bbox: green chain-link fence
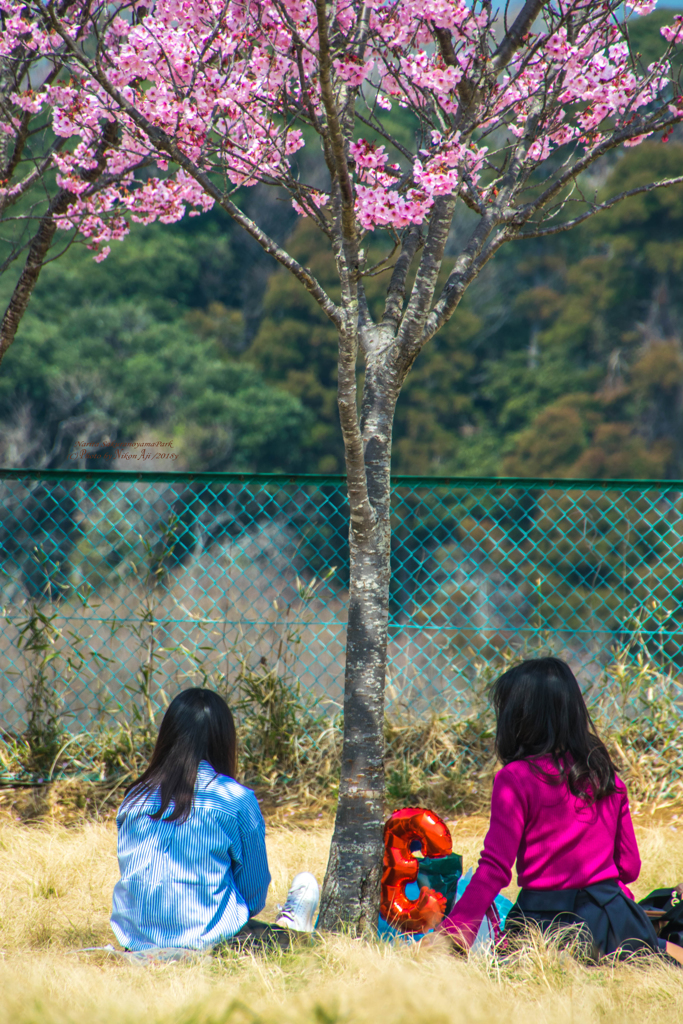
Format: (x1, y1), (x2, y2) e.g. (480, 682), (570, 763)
(1, 469), (682, 789)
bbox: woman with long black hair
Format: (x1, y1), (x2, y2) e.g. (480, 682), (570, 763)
(111, 688), (319, 951)
(440, 657), (683, 962)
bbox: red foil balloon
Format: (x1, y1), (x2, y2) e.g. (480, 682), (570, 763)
(380, 806), (453, 933)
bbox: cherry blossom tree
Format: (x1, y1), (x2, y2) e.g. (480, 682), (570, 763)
(0, 19), (153, 362)
(2, 0), (683, 930)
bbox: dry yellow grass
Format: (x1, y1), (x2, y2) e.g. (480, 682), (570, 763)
(1, 815), (683, 1023)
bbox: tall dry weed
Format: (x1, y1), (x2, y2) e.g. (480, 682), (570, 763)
(3, 599), (683, 822)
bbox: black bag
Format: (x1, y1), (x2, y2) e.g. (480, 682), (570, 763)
(638, 888), (683, 944)
(416, 852), (463, 915)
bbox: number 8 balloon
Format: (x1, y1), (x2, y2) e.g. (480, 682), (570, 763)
(381, 807), (453, 933)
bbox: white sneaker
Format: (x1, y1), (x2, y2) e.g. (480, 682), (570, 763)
(275, 872), (320, 932)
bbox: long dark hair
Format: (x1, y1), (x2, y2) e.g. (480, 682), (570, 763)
(491, 657), (617, 802)
(122, 688), (237, 823)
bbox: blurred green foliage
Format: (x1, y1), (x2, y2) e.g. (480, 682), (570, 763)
(0, 208), (308, 470)
(244, 141), (683, 479)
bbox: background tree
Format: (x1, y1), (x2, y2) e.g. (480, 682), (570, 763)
(0, 19), (159, 363)
(3, 0), (683, 931)
(501, 138), (683, 480)
(0, 209), (313, 468)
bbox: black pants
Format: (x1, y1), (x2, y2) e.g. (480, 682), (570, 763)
(215, 919), (305, 953)
(505, 881), (663, 961)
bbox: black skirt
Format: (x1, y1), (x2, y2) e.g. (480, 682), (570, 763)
(505, 880), (664, 960)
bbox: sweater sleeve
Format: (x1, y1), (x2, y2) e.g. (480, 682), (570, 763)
(441, 767), (526, 946)
(613, 782), (640, 899)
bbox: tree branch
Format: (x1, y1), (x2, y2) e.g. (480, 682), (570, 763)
(381, 226), (423, 331)
(353, 109), (414, 165)
(508, 109), (683, 231)
(0, 122), (118, 364)
(314, 0), (373, 532)
(434, 26), (480, 118)
(433, 0), (548, 124)
(0, 140), (67, 215)
(0, 232), (33, 278)
(395, 195), (456, 372)
(422, 225), (511, 344)
(2, 58), (66, 185)
(420, 210), (501, 343)
(44, 6), (343, 330)
(512, 174), (683, 239)
(2, 110), (33, 183)
(493, 0), (550, 72)
(315, 0), (356, 226)
(294, 40), (324, 136)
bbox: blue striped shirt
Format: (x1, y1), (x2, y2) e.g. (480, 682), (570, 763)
(110, 763), (271, 950)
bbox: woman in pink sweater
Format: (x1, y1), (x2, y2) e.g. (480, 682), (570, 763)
(441, 657), (683, 962)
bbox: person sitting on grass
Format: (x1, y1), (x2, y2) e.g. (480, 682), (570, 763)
(110, 687), (319, 952)
(439, 657), (683, 965)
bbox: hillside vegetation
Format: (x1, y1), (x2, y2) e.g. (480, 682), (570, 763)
(1, 10), (682, 479)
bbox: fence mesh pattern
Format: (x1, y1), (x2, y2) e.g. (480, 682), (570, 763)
(1, 470), (682, 782)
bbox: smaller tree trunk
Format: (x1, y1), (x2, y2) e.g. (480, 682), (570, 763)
(1, 121), (118, 364)
(0, 202), (64, 364)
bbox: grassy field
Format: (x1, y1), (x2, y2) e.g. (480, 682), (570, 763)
(2, 811), (683, 1024)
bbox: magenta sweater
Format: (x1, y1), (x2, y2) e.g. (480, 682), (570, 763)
(442, 758), (641, 945)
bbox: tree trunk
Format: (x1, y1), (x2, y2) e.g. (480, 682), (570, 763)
(0, 204), (62, 365)
(0, 121), (118, 365)
(318, 362), (397, 934)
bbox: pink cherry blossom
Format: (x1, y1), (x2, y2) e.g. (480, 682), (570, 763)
(0, 0), (680, 254)
(333, 57), (375, 87)
(662, 16), (683, 44)
(627, 0), (657, 13)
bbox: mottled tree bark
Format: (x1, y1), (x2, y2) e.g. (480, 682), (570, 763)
(315, 0), (395, 934)
(0, 121), (119, 365)
(0, 196), (66, 365)
(316, 514), (390, 932)
(317, 210), (455, 931)
(318, 355), (399, 933)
